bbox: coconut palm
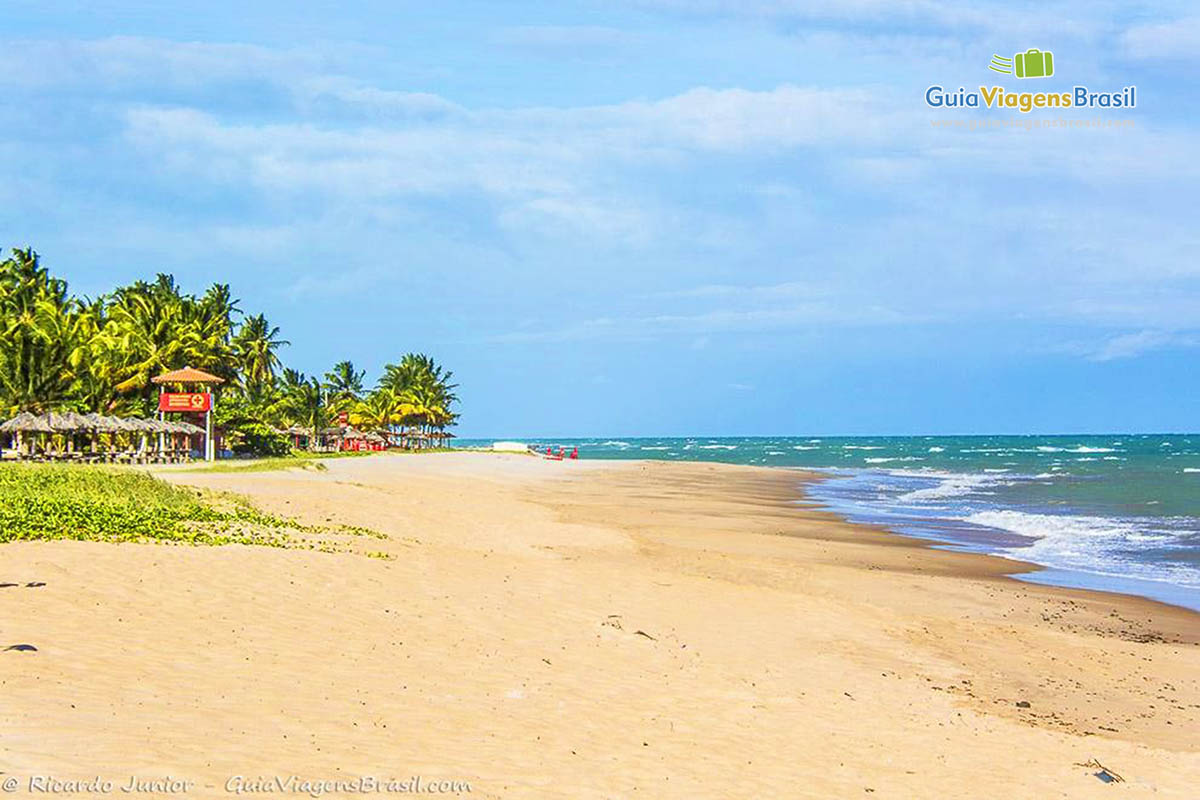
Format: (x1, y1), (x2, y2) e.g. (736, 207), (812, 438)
(0, 244), (461, 453)
(0, 249), (88, 415)
(281, 376), (329, 451)
(376, 353), (458, 438)
(324, 360), (365, 413)
(349, 389), (399, 433)
(234, 313), (289, 403)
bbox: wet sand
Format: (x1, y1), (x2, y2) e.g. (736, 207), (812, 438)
(0, 453), (1196, 798)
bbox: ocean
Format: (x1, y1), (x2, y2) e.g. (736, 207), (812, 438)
(458, 435), (1200, 612)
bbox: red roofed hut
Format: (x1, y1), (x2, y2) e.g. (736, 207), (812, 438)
(152, 366), (225, 462)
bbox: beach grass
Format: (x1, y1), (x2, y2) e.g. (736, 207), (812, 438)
(181, 456), (330, 474)
(180, 448), (466, 474)
(0, 462), (366, 547)
(178, 449), (390, 474)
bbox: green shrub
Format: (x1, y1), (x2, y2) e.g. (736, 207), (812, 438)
(227, 421), (291, 457)
(0, 463), (296, 545)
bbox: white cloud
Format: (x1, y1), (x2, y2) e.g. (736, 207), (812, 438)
(0, 36), (327, 90)
(630, 0), (1104, 37)
(492, 25), (642, 52)
(1087, 330), (1199, 361)
(489, 301), (920, 343)
(1122, 17), (1200, 60)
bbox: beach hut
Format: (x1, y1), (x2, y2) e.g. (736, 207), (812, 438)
(152, 366), (225, 462)
(279, 424), (311, 450)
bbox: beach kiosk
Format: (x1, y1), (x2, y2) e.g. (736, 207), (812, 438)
(152, 366), (224, 462)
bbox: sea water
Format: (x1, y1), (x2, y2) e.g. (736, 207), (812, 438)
(458, 435), (1200, 612)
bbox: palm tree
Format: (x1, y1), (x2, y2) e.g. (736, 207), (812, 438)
(323, 360), (365, 413)
(375, 353), (458, 447)
(349, 389), (399, 433)
(87, 276), (238, 413)
(0, 249), (86, 414)
(234, 313), (289, 403)
(282, 376), (329, 451)
(0, 244), (463, 452)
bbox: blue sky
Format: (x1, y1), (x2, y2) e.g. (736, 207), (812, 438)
(2, 1), (1198, 436)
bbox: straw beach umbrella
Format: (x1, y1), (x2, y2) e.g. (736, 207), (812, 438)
(0, 411), (54, 434)
(80, 413), (117, 456)
(0, 412), (54, 456)
(47, 411), (91, 453)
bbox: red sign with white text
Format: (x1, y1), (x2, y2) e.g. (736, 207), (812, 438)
(158, 392), (212, 413)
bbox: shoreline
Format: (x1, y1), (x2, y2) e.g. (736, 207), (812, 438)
(791, 467), (1200, 624)
(2, 453), (1197, 796)
(528, 460), (1199, 641)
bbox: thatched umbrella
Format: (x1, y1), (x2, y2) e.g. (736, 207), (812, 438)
(101, 417), (143, 457)
(77, 413), (117, 455)
(82, 413), (119, 433)
(0, 412), (54, 434)
(0, 412), (54, 455)
(59, 411), (92, 430)
(46, 411), (94, 453)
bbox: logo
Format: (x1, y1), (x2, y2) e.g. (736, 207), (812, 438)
(989, 49), (1055, 78)
(925, 47), (1135, 114)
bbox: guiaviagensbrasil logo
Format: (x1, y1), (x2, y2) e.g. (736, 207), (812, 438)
(989, 49), (1053, 79)
(926, 48), (1136, 114)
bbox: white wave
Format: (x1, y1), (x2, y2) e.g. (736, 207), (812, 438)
(640, 446), (668, 450)
(699, 444), (737, 450)
(766, 450), (785, 455)
(967, 510), (1199, 587)
(865, 456), (924, 464)
(792, 445), (819, 450)
(897, 473), (1004, 502)
(843, 445), (884, 450)
(928, 446), (945, 452)
(1184, 468), (1200, 473)
(1066, 446), (1117, 453)
(600, 440), (631, 447)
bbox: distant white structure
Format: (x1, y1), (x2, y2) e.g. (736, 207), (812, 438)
(491, 441), (528, 453)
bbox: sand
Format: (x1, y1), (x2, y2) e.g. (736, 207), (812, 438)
(1, 453), (1197, 798)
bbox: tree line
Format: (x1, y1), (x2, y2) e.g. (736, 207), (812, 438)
(0, 248), (457, 454)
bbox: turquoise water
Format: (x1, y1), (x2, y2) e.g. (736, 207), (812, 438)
(459, 435), (1200, 611)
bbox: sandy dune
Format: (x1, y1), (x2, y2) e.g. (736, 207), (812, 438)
(1, 453), (1197, 798)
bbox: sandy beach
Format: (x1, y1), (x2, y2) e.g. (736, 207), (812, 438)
(1, 453), (1197, 798)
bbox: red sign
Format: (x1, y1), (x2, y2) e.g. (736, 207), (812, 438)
(337, 411), (349, 425)
(158, 392), (212, 413)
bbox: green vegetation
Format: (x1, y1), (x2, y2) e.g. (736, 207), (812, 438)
(179, 449), (382, 474)
(0, 463), (295, 545)
(0, 463), (387, 551)
(179, 457), (330, 474)
(0, 247), (458, 456)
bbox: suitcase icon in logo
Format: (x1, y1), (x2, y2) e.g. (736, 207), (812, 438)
(1014, 48), (1053, 78)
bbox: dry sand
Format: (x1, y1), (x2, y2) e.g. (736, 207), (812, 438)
(1, 453), (1197, 798)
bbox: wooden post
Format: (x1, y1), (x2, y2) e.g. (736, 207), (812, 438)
(158, 384), (165, 453)
(205, 407), (214, 462)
